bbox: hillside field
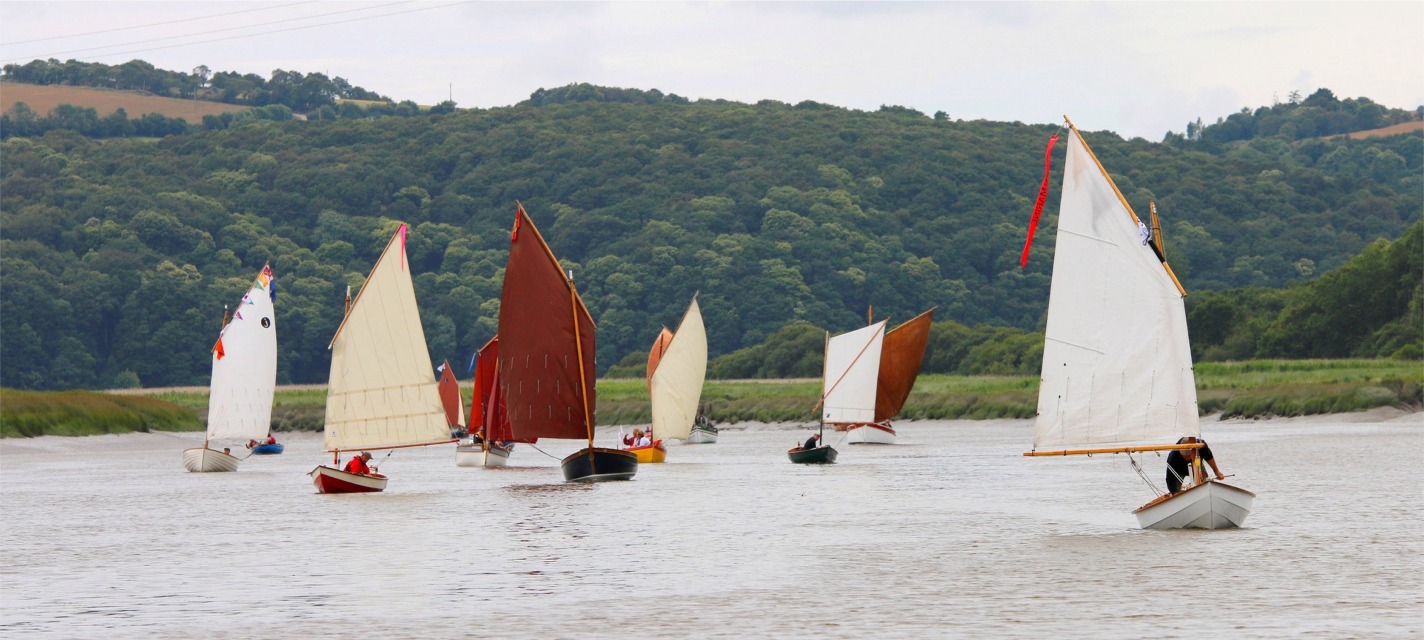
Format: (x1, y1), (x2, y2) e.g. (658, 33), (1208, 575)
(0, 82), (245, 121)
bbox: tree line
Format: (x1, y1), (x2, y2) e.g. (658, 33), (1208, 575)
(0, 78), (1419, 391)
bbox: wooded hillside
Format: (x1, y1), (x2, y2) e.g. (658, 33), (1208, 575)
(1, 77), (1419, 391)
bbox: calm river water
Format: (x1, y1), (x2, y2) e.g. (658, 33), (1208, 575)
(2, 410), (1420, 639)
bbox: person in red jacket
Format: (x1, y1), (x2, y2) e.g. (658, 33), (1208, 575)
(344, 452), (373, 475)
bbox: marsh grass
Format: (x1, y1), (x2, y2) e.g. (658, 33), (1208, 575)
(6, 359), (1419, 437)
(1, 389), (200, 437)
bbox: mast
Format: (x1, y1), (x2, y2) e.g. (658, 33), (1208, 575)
(1150, 200), (1164, 256)
(569, 270), (594, 452)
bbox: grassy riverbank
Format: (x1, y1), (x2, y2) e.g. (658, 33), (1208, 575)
(4, 359), (1419, 437)
(0, 389), (200, 437)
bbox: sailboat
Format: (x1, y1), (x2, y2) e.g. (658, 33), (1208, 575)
(791, 321), (885, 463)
(631, 295), (708, 462)
(308, 224), (456, 493)
(498, 202), (636, 482)
(183, 265), (277, 472)
(437, 360), (466, 438)
(456, 336), (524, 468)
(843, 308), (935, 444)
(1022, 117), (1254, 529)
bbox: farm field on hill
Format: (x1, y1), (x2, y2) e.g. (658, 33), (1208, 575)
(1, 82), (244, 120)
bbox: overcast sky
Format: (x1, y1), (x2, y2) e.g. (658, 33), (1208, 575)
(2, 1), (1420, 141)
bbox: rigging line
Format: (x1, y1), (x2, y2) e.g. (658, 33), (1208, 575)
(525, 442), (564, 461)
(3, 1), (321, 46)
(3, 1), (418, 63)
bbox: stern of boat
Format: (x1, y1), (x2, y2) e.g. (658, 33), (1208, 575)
(561, 447), (638, 482)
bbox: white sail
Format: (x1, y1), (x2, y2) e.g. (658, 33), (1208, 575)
(822, 321), (887, 424)
(649, 297), (707, 441)
(1032, 128), (1199, 450)
(205, 267), (277, 442)
(324, 226), (449, 451)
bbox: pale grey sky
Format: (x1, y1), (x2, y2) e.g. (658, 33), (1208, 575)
(2, 1), (1421, 140)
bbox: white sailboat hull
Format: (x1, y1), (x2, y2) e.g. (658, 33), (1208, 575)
(684, 426), (718, 444)
(1134, 480), (1255, 530)
(182, 447), (240, 473)
(455, 443), (511, 468)
(845, 422), (897, 445)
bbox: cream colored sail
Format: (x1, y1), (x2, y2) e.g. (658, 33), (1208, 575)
(206, 268), (277, 442)
(1032, 127), (1199, 450)
(324, 226), (449, 451)
(649, 297), (707, 441)
(821, 321), (887, 424)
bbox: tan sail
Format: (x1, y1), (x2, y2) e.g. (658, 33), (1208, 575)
(649, 296), (707, 441)
(324, 225), (451, 452)
(874, 308), (935, 422)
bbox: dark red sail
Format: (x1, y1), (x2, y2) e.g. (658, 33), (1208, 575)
(496, 203), (598, 442)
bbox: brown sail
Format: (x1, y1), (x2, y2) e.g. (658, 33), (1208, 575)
(436, 360), (463, 429)
(874, 308), (935, 422)
(496, 203), (598, 442)
(645, 327), (673, 388)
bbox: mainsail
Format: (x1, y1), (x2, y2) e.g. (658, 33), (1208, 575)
(323, 225), (450, 452)
(206, 265), (277, 442)
(821, 321), (887, 425)
(649, 296), (707, 441)
(498, 204), (598, 442)
(1031, 124), (1199, 451)
(874, 308), (935, 423)
(437, 361), (464, 429)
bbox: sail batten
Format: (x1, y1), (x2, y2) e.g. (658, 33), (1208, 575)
(822, 321), (887, 424)
(324, 225), (450, 452)
(649, 297), (707, 441)
(1031, 126), (1199, 451)
(206, 266), (277, 442)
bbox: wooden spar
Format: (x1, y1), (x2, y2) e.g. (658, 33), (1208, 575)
(1062, 116), (1188, 297)
(867, 304), (872, 325)
(329, 224), (404, 349)
(327, 438), (457, 455)
(569, 272), (595, 453)
(1024, 442), (1205, 457)
(1149, 200), (1164, 256)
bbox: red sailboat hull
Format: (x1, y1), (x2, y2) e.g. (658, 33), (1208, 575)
(309, 465), (388, 494)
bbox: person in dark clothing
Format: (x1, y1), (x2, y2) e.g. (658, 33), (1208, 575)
(1165, 436), (1224, 493)
(802, 433), (821, 451)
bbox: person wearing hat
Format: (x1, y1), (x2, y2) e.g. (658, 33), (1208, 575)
(343, 451), (374, 475)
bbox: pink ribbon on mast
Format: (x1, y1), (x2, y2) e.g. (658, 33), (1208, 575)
(399, 224), (408, 271)
(1019, 133), (1060, 270)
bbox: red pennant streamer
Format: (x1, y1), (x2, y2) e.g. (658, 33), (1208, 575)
(511, 207), (523, 242)
(1019, 133), (1060, 269)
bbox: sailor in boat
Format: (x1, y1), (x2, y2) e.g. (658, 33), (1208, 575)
(1165, 436), (1225, 494)
(344, 452), (376, 475)
(637, 431), (652, 447)
(623, 429), (643, 448)
(223, 447), (231, 456)
(796, 433), (820, 451)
